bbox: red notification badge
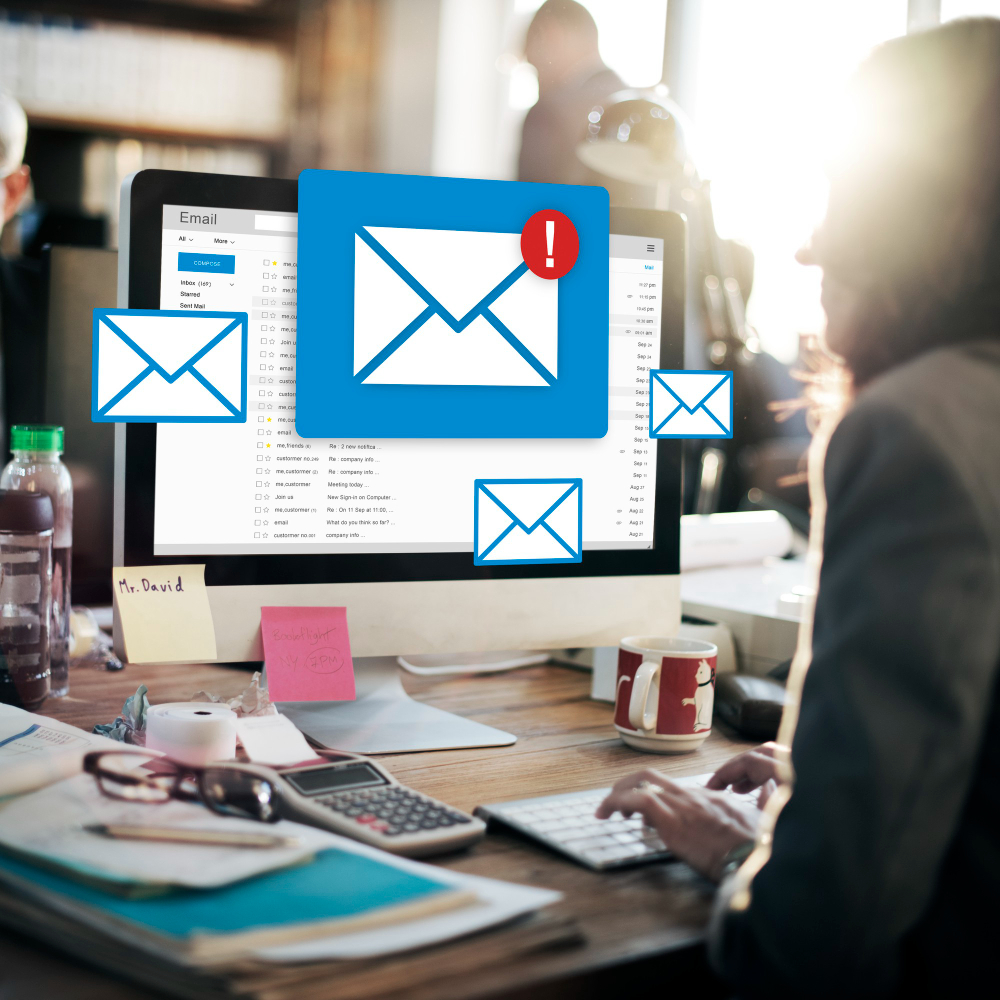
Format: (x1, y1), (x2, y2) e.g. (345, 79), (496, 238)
(520, 209), (579, 279)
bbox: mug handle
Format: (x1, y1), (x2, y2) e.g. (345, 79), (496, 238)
(628, 657), (661, 732)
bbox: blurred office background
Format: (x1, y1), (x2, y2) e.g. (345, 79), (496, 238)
(1, 0), (996, 596)
(3, 0), (996, 359)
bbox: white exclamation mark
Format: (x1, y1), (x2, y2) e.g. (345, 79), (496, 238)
(545, 219), (555, 268)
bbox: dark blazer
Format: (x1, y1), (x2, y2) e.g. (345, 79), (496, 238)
(518, 64), (624, 186)
(710, 341), (1000, 997)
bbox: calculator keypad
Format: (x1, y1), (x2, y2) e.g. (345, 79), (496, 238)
(318, 786), (472, 837)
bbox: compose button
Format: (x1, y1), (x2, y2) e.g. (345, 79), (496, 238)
(178, 252), (235, 274)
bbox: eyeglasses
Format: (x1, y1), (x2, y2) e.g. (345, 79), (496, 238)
(82, 751), (284, 823)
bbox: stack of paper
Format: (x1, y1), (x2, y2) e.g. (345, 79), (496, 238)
(0, 704), (135, 799)
(0, 774), (338, 893)
(0, 847), (474, 964)
(0, 770), (566, 996)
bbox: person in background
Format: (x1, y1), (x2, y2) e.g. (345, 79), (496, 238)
(597, 19), (1000, 997)
(0, 90), (43, 455)
(518, 0), (623, 185)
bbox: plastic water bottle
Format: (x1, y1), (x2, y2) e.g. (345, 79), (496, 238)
(0, 490), (53, 709)
(1, 426), (73, 697)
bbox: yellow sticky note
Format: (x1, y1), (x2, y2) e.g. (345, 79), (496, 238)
(113, 565), (217, 664)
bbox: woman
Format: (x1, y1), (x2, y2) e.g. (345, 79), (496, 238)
(598, 19), (1000, 997)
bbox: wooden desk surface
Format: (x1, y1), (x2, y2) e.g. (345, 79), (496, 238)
(1, 661), (752, 1000)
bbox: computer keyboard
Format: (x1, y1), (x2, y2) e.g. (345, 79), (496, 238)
(475, 772), (755, 871)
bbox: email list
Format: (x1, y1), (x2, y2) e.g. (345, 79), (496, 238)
(152, 208), (661, 557)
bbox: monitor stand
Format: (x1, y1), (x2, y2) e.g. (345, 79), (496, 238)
(276, 657), (516, 754)
(397, 650), (549, 676)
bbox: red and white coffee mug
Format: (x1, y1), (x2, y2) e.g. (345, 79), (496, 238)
(614, 635), (717, 752)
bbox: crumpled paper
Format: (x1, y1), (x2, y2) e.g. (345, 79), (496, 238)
(190, 671), (276, 718)
(91, 673), (273, 746)
(93, 684), (149, 744)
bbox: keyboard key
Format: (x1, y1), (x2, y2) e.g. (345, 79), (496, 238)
(602, 845), (638, 862)
(505, 811), (535, 824)
(533, 820), (563, 833)
(575, 835), (614, 851)
(550, 828), (592, 843)
(619, 843), (648, 858)
(544, 819), (574, 832)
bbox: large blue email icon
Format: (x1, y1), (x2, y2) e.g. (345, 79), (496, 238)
(92, 309), (247, 423)
(295, 170), (609, 438)
(649, 369), (733, 439)
(474, 479), (582, 566)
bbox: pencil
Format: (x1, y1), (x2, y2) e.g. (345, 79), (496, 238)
(83, 823), (300, 849)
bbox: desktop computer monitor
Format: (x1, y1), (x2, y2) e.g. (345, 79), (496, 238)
(114, 169), (684, 665)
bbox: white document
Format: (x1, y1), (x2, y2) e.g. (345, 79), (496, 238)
(0, 773), (334, 889)
(236, 713), (316, 766)
(0, 705), (128, 798)
(354, 227), (558, 386)
(680, 510), (794, 571)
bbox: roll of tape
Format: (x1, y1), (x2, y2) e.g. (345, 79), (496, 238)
(146, 703), (238, 766)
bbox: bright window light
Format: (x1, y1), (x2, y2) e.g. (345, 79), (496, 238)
(688, 1), (909, 362)
(941, 0), (1000, 19)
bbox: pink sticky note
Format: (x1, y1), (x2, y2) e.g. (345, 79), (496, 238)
(261, 607), (356, 703)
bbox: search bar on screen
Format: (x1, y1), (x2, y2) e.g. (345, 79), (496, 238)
(254, 215), (298, 233)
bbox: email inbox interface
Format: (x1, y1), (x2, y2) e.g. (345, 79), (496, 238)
(154, 206), (662, 556)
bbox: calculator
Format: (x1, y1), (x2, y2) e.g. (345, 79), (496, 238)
(270, 753), (485, 858)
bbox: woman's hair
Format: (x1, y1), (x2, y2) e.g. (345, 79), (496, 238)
(817, 18), (1000, 386)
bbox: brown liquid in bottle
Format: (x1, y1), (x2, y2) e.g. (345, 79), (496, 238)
(0, 622), (50, 710)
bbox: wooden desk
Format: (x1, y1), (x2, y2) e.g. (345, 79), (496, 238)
(1, 661), (752, 1000)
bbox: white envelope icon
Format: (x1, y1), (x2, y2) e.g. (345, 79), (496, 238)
(353, 227), (558, 386)
(649, 370), (733, 438)
(92, 310), (247, 423)
(474, 479), (582, 565)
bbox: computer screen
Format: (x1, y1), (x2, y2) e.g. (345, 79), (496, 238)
(116, 170), (682, 663)
(152, 206), (664, 560)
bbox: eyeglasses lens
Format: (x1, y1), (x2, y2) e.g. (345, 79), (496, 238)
(201, 769), (280, 822)
(94, 753), (176, 803)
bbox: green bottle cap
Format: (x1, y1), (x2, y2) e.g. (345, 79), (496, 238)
(10, 425), (64, 453)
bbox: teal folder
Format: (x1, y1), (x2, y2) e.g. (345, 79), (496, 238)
(0, 847), (460, 959)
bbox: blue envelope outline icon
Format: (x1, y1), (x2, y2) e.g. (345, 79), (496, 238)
(649, 369), (733, 439)
(92, 309), (248, 423)
(474, 478), (583, 566)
